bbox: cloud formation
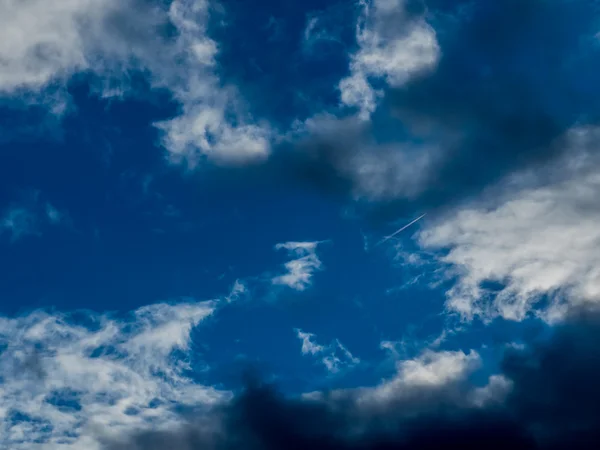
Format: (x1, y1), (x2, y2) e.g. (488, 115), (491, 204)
(285, 0), (600, 215)
(0, 0), (271, 165)
(295, 329), (359, 374)
(419, 127), (600, 322)
(339, 0), (440, 119)
(272, 241), (324, 291)
(0, 191), (66, 242)
(104, 310), (600, 450)
(0, 300), (225, 449)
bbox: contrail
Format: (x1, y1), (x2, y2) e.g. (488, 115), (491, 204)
(375, 213), (427, 247)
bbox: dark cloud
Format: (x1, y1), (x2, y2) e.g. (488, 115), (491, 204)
(104, 310), (600, 450)
(268, 0), (600, 222)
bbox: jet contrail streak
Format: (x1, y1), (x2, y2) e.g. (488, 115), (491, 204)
(375, 213), (427, 247)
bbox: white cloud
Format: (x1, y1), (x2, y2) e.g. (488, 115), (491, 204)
(0, 0), (271, 165)
(316, 348), (508, 412)
(154, 0), (272, 166)
(418, 126), (600, 322)
(339, 0), (440, 119)
(357, 348), (481, 406)
(0, 300), (226, 449)
(224, 279), (248, 303)
(272, 241), (324, 291)
(295, 329), (360, 374)
(296, 330), (326, 355)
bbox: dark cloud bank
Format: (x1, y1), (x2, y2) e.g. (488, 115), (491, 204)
(227, 0), (600, 222)
(105, 310), (600, 450)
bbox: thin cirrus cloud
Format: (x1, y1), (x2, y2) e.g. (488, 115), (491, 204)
(0, 299), (225, 449)
(295, 329), (360, 374)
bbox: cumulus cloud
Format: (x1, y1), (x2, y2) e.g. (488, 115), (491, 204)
(107, 310), (600, 450)
(295, 329), (359, 374)
(272, 241), (324, 291)
(339, 0), (440, 119)
(419, 127), (600, 322)
(0, 0), (271, 165)
(0, 300), (225, 449)
(154, 0), (272, 167)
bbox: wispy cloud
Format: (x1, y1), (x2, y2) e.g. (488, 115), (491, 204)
(0, 207), (38, 242)
(295, 329), (359, 374)
(0, 192), (67, 242)
(0, 300), (225, 449)
(272, 241), (324, 291)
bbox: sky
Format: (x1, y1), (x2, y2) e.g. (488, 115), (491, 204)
(1, 0), (600, 448)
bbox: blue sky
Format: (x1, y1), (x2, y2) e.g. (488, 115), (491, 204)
(1, 1), (600, 449)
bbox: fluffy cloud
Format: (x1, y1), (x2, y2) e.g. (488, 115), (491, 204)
(154, 0), (272, 167)
(419, 127), (600, 322)
(339, 0), (439, 119)
(0, 0), (271, 165)
(0, 300), (225, 449)
(272, 241), (324, 291)
(295, 329), (359, 374)
(0, 0), (138, 94)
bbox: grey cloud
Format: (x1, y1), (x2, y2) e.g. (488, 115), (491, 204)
(105, 308), (600, 450)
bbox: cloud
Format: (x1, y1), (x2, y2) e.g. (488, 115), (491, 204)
(44, 203), (64, 225)
(279, 0), (600, 217)
(0, 300), (226, 449)
(295, 330), (359, 374)
(224, 279), (248, 303)
(272, 241), (324, 291)
(296, 330), (325, 356)
(0, 207), (38, 242)
(0, 0), (271, 165)
(418, 126), (600, 322)
(154, 0), (272, 167)
(102, 310), (600, 449)
(0, 192), (67, 242)
(339, 0), (440, 119)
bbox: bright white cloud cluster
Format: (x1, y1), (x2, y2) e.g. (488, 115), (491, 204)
(0, 300), (225, 449)
(419, 127), (600, 322)
(339, 0), (440, 119)
(0, 0), (271, 165)
(295, 329), (360, 374)
(272, 241), (324, 291)
(316, 348), (509, 411)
